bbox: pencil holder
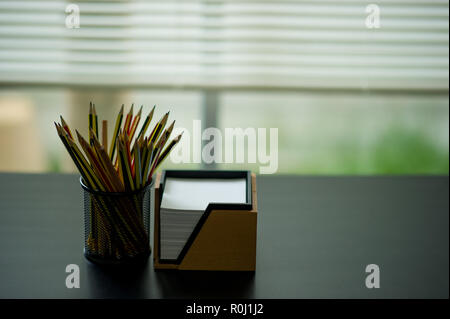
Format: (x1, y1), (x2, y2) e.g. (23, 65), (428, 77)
(80, 177), (153, 265)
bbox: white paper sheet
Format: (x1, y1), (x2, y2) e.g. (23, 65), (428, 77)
(160, 177), (247, 211)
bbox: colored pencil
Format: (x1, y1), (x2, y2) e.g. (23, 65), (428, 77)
(109, 104), (124, 161)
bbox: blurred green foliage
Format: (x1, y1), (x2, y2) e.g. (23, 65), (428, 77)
(288, 126), (449, 175)
(371, 127), (448, 174)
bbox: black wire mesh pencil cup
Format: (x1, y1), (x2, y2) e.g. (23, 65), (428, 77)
(80, 177), (153, 266)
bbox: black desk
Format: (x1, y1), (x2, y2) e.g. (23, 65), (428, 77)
(0, 173), (448, 298)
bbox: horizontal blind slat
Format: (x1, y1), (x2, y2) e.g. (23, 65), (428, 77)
(0, 0), (448, 90)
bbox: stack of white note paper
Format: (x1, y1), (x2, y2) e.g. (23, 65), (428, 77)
(160, 177), (247, 260)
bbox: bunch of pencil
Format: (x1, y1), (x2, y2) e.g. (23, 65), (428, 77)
(55, 103), (182, 259)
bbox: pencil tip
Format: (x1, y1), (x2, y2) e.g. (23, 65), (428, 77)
(148, 105), (155, 117)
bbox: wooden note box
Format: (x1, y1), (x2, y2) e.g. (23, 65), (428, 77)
(153, 170), (257, 271)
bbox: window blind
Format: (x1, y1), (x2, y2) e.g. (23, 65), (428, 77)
(0, 0), (448, 91)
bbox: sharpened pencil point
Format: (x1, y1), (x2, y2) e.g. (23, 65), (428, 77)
(57, 105), (178, 194)
(75, 129), (83, 142)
